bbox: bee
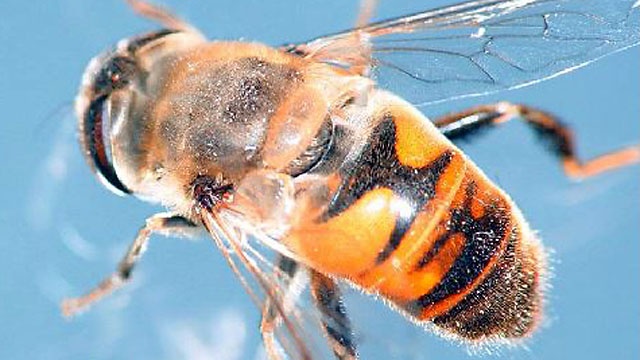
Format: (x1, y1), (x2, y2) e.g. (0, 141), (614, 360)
(63, 0), (640, 359)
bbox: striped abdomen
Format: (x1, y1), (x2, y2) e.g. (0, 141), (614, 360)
(286, 93), (545, 342)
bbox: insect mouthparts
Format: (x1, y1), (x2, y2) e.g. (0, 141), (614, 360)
(192, 175), (234, 210)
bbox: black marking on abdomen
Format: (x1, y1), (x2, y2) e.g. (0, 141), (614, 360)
(323, 117), (453, 265)
(82, 94), (132, 195)
(414, 230), (453, 270)
(432, 227), (540, 340)
(375, 210), (414, 264)
(407, 181), (510, 315)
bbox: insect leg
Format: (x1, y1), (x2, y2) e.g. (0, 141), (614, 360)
(434, 102), (640, 179)
(310, 271), (358, 360)
(355, 0), (378, 28)
(61, 212), (198, 317)
(260, 255), (299, 360)
(125, 0), (197, 32)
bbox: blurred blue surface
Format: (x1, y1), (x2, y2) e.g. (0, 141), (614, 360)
(0, 1), (638, 359)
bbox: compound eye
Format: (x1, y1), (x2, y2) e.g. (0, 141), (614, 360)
(76, 46), (144, 196)
(77, 29), (194, 196)
(81, 94), (132, 195)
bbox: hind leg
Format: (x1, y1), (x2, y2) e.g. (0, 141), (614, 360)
(125, 0), (199, 32)
(310, 271), (358, 360)
(434, 102), (639, 179)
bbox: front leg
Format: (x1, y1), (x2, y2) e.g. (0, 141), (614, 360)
(62, 212), (198, 317)
(259, 255), (300, 360)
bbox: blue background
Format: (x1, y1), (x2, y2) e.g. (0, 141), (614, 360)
(0, 1), (637, 359)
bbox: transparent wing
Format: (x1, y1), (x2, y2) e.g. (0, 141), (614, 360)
(199, 207), (331, 360)
(294, 0), (640, 106)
